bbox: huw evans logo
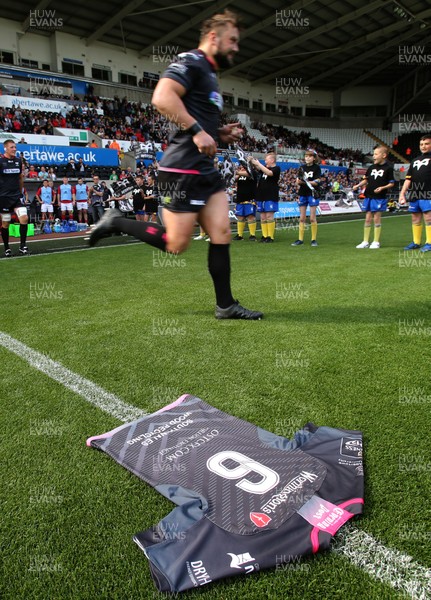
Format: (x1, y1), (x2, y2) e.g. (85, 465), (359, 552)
(29, 10), (63, 29)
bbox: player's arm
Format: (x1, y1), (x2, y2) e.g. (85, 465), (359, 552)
(35, 188), (42, 204)
(249, 158), (273, 176)
(152, 78), (217, 157)
(352, 178), (367, 191)
(399, 176), (411, 205)
(72, 187), (76, 205)
(374, 181), (395, 193)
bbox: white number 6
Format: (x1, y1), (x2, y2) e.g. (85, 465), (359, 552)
(207, 451), (279, 494)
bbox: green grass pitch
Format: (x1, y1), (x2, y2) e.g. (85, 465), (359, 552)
(1, 214), (430, 599)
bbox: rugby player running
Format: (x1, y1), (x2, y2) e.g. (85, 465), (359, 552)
(89, 10), (263, 320)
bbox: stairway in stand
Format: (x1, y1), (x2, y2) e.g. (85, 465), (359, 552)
(363, 129), (409, 163)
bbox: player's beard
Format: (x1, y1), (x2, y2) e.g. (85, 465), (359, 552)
(214, 51), (234, 69)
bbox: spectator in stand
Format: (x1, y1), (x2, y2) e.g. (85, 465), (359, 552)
(65, 159), (76, 178)
(38, 166), (49, 180)
(47, 167), (56, 181)
(109, 169), (119, 181)
(27, 165), (38, 179)
(109, 139), (120, 153)
(77, 158), (86, 174)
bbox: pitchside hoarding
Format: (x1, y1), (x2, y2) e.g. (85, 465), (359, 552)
(16, 144), (118, 166)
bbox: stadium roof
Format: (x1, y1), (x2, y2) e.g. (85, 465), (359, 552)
(2, 0), (431, 112)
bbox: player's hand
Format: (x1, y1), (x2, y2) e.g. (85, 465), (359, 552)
(399, 195), (406, 205)
(374, 187), (383, 193)
(193, 130), (217, 157)
(218, 123), (244, 144)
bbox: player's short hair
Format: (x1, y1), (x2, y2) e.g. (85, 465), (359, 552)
(374, 145), (388, 155)
(304, 148), (319, 163)
(3, 139), (15, 147)
(266, 151), (276, 160)
(200, 10), (241, 39)
(420, 134), (431, 141)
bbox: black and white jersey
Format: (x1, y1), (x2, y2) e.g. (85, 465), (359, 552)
(405, 152), (431, 200)
(255, 166), (281, 202)
(87, 395), (364, 593)
(159, 49), (223, 175)
(364, 161), (394, 199)
(143, 184), (159, 212)
(132, 186), (145, 212)
(236, 175), (256, 203)
(298, 164), (321, 197)
(0, 155), (22, 200)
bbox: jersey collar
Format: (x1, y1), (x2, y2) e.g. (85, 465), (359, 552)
(196, 48), (218, 71)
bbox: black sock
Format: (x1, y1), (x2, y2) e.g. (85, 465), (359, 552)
(208, 243), (235, 308)
(20, 223), (28, 248)
(1, 227), (10, 250)
(113, 218), (167, 251)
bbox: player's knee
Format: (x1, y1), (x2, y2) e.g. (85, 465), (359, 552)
(166, 238), (189, 254)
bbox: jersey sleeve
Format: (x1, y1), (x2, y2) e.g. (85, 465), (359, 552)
(160, 52), (202, 91)
(272, 166), (281, 180)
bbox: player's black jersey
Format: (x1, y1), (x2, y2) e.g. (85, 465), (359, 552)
(298, 164), (321, 197)
(0, 155), (22, 200)
(160, 49), (223, 175)
(406, 152), (431, 200)
(132, 186), (145, 212)
(144, 184), (159, 212)
(255, 166), (281, 201)
(364, 161), (394, 199)
(87, 395), (364, 593)
(236, 175), (256, 202)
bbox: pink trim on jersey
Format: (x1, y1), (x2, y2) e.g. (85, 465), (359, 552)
(308, 498), (364, 553)
(85, 395), (189, 446)
(86, 422), (128, 446)
(154, 394), (189, 414)
(158, 167), (201, 175)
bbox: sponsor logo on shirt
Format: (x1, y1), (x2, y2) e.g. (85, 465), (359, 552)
(413, 158), (430, 169)
(209, 91), (223, 111)
(186, 560), (212, 586)
(260, 471), (319, 515)
(340, 437), (362, 458)
(370, 169), (384, 178)
(250, 512), (272, 528)
(227, 552), (257, 573)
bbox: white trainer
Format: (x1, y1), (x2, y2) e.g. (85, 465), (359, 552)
(369, 241), (380, 249)
(356, 241), (369, 249)
(193, 235), (205, 240)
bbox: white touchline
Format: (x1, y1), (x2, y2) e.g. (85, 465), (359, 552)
(333, 524), (431, 600)
(1, 331), (430, 599)
(0, 331), (143, 423)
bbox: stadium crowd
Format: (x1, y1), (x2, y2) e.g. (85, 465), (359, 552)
(1, 95), (368, 164)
